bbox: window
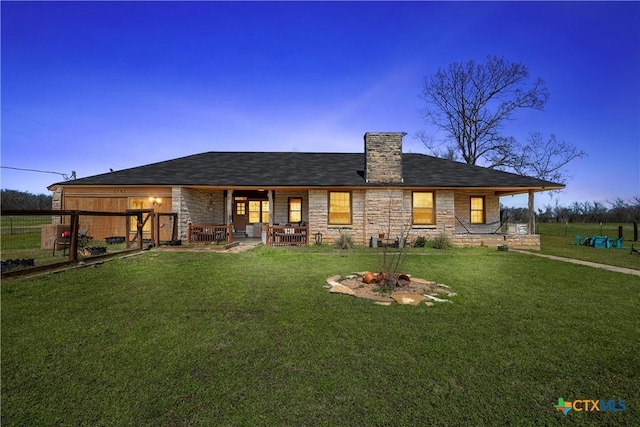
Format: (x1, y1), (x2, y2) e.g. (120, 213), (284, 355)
(129, 198), (152, 232)
(289, 198), (302, 223)
(261, 200), (269, 223)
(413, 192), (435, 225)
(248, 200), (269, 223)
(470, 196), (485, 224)
(328, 191), (351, 224)
(248, 201), (261, 223)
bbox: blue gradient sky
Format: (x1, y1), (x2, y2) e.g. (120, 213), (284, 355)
(2, 1), (639, 209)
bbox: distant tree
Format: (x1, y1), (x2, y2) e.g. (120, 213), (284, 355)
(0, 189), (52, 210)
(419, 55), (549, 168)
(632, 197), (640, 221)
(608, 198), (630, 222)
(537, 204), (554, 223)
(505, 196), (639, 224)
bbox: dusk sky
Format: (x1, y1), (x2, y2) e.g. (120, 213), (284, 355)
(2, 1), (639, 209)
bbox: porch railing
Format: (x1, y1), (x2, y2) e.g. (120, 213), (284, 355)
(188, 224), (232, 244)
(265, 224), (309, 246)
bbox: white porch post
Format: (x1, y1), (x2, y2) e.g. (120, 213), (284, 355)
(268, 190), (274, 226)
(227, 189), (234, 227)
(528, 190), (534, 235)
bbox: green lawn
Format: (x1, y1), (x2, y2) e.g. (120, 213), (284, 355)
(2, 246), (638, 425)
(536, 222), (640, 270)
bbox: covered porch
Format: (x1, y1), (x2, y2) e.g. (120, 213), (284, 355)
(451, 189), (542, 249)
(179, 188), (310, 246)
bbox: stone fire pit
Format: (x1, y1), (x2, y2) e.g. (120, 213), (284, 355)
(325, 272), (456, 306)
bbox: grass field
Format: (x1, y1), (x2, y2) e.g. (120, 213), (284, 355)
(0, 215), (51, 235)
(2, 246), (638, 425)
(535, 222), (640, 270)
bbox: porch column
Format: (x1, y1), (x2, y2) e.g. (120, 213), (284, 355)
(226, 189), (234, 226)
(268, 190), (274, 226)
(528, 190), (534, 235)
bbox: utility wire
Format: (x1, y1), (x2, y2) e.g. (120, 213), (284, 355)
(1, 166), (76, 180)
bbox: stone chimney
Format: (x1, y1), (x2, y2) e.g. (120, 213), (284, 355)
(364, 132), (405, 184)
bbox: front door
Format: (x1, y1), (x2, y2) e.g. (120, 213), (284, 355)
(233, 200), (248, 232)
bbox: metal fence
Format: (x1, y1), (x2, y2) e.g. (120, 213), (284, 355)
(1, 209), (178, 277)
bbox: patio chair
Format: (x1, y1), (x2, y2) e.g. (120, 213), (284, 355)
(53, 231), (72, 256)
(610, 237), (624, 249)
(52, 229), (93, 257)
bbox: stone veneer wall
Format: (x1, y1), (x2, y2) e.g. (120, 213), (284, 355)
(308, 189), (366, 244)
(363, 189), (405, 241)
(173, 187), (225, 239)
(169, 186), (536, 248)
(452, 233), (540, 249)
(272, 190), (308, 224)
(51, 187), (63, 224)
(364, 132), (403, 184)
(453, 191), (501, 233)
(309, 189), (460, 246)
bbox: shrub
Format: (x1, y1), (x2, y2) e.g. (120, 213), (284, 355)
(430, 233), (452, 250)
(413, 236), (427, 248)
(334, 231), (355, 249)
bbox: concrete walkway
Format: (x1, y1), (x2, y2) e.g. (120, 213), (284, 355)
(511, 250), (640, 276)
(157, 239), (263, 253)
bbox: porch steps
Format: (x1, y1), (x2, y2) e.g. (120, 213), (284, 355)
(232, 231), (247, 240)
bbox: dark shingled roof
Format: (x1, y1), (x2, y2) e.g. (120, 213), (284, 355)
(52, 151), (564, 190)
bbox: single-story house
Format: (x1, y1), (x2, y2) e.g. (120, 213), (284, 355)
(48, 132), (563, 248)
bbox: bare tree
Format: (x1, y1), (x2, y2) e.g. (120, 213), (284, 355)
(415, 131), (461, 162)
(510, 132), (587, 184)
(419, 55), (549, 167)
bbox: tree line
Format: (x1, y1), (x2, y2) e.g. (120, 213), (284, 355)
(1, 189), (53, 210)
(503, 197), (640, 224)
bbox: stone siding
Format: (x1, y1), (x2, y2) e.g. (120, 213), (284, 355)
(308, 189), (463, 246)
(452, 233), (540, 250)
(272, 190), (308, 224)
(173, 187), (225, 239)
(454, 191), (501, 233)
(364, 189), (407, 244)
(170, 186), (535, 249)
(308, 189), (328, 240)
(51, 187), (63, 224)
(308, 189), (367, 244)
(364, 132), (403, 184)
(305, 188), (534, 248)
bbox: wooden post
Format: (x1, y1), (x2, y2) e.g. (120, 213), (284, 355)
(154, 213), (160, 246)
(226, 189), (234, 227)
(527, 190), (534, 235)
(126, 215), (131, 249)
(268, 190), (274, 226)
(138, 213), (144, 250)
(69, 211), (80, 262)
(172, 213), (178, 241)
(265, 224), (270, 246)
(150, 212), (156, 247)
(188, 223), (192, 242)
(227, 224), (232, 243)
